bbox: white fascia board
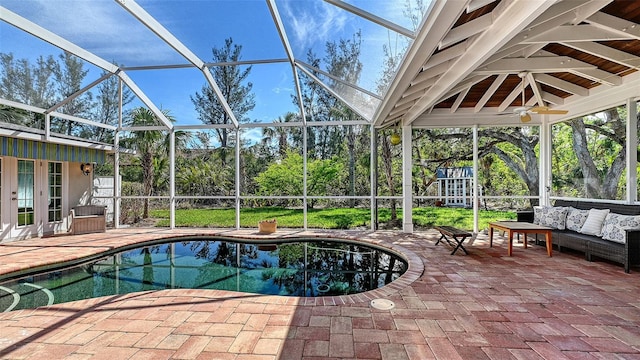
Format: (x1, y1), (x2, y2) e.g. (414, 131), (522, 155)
(324, 0), (414, 39)
(117, 71), (174, 129)
(404, 1), (555, 125)
(522, 24), (634, 43)
(587, 11), (640, 40)
(473, 56), (596, 74)
(439, 13), (493, 50)
(116, 0), (204, 69)
(0, 6), (118, 73)
(373, 0), (468, 126)
(533, 73), (589, 96)
(560, 41), (640, 70)
(474, 73), (508, 113)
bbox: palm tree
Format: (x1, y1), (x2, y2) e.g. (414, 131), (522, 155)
(123, 107), (189, 219)
(261, 112), (300, 158)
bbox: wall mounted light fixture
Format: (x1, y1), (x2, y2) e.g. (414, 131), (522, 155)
(80, 163), (93, 176)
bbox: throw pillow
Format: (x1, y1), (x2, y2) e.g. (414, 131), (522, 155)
(565, 207), (589, 232)
(533, 206), (543, 225)
(579, 208), (610, 236)
(537, 206), (568, 230)
(601, 213), (640, 243)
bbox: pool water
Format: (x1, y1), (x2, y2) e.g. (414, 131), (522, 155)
(0, 238), (407, 312)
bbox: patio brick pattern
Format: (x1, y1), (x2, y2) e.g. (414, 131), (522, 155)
(1, 228), (639, 359)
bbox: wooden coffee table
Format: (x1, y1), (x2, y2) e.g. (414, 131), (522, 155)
(489, 221), (553, 257)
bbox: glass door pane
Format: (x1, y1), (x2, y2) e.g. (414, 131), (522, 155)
(48, 162), (63, 222)
(17, 159), (34, 226)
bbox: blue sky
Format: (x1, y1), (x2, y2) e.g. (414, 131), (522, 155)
(1, 0), (420, 131)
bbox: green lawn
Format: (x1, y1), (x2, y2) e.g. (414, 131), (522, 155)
(151, 206), (516, 231)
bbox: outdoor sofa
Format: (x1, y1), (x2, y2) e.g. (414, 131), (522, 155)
(517, 200), (640, 273)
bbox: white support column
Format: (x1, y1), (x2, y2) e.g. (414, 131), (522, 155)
(473, 125), (479, 233)
(114, 131), (120, 228)
(539, 117), (551, 206)
(235, 128), (241, 229)
(370, 125), (377, 230)
(303, 123), (308, 229)
(169, 130), (175, 229)
(402, 124), (413, 233)
(627, 98), (638, 203)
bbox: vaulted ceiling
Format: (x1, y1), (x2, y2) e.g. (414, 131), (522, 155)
(377, 0), (640, 129)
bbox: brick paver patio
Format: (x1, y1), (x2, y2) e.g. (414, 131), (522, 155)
(1, 228), (639, 359)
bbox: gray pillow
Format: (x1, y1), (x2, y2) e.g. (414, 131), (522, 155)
(565, 207), (589, 232)
(537, 206), (568, 230)
(601, 213), (640, 243)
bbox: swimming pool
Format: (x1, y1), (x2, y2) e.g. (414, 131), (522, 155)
(0, 238), (407, 312)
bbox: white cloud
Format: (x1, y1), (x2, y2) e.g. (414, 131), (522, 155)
(281, 0), (348, 51)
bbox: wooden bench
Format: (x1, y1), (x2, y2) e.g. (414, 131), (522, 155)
(434, 225), (473, 255)
(70, 205), (106, 235)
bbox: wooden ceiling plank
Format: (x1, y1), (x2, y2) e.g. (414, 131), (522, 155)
(569, 68), (622, 86)
(442, 75), (490, 101)
(439, 13), (493, 50)
(422, 41), (467, 71)
(451, 87), (470, 113)
(474, 56), (596, 74)
(560, 41), (640, 70)
(587, 11), (640, 40)
(522, 24), (634, 43)
(474, 74), (508, 112)
(526, 72), (545, 106)
(534, 73), (589, 96)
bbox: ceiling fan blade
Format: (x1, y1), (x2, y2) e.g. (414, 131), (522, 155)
(529, 106), (568, 115)
(520, 113), (532, 123)
(536, 109), (569, 115)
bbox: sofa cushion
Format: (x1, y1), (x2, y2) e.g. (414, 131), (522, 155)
(565, 207), (589, 232)
(601, 213), (640, 243)
(533, 206), (568, 230)
(579, 208), (610, 236)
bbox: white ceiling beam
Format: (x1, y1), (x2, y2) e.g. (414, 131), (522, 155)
(474, 56), (596, 74)
(522, 24), (634, 43)
(324, 0), (414, 39)
(0, 6), (118, 73)
(404, 77), (437, 98)
(441, 75), (490, 102)
(533, 73), (589, 96)
(451, 87), (470, 113)
(568, 68), (622, 86)
(397, 90), (426, 107)
(541, 91), (565, 105)
(526, 72), (545, 106)
(405, 0), (555, 125)
(467, 0), (496, 13)
(389, 101), (415, 118)
(373, 0), (468, 126)
(422, 41), (468, 71)
(474, 74), (507, 112)
(560, 41), (640, 70)
(411, 60), (451, 86)
(439, 13), (493, 49)
(498, 77), (527, 112)
(587, 11), (640, 40)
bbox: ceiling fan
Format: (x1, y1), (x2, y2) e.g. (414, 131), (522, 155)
(512, 72), (568, 123)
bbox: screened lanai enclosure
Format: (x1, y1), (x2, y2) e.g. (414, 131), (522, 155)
(0, 0), (639, 240)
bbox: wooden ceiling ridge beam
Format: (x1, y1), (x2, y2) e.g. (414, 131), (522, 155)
(587, 11), (640, 41)
(404, 0), (554, 125)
